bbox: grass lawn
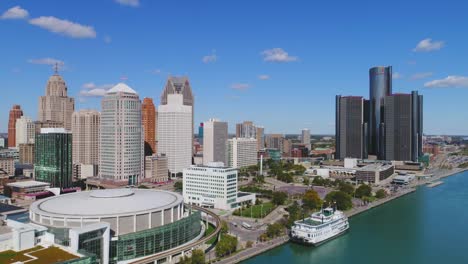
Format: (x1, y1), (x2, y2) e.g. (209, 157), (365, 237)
(0, 246), (79, 264)
(233, 202), (276, 218)
(205, 223), (218, 245)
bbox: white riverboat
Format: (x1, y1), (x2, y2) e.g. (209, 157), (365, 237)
(290, 207), (349, 246)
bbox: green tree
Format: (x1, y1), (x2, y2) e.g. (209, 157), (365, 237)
(246, 241), (254, 248)
(355, 184), (372, 198)
(375, 189), (387, 199)
(266, 223), (284, 238)
(174, 181), (183, 191)
(312, 176), (324, 186)
(215, 234), (238, 257)
(339, 183), (355, 196)
(220, 221), (229, 234)
(303, 177), (310, 186)
(302, 189), (322, 211)
(286, 201), (302, 227)
(325, 191), (353, 210)
(179, 249), (205, 264)
(272, 191), (288, 205)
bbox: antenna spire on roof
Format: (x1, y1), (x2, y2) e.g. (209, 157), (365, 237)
(53, 63), (59, 74)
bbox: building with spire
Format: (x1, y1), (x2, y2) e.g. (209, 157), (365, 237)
(160, 77), (194, 151)
(37, 68), (75, 130)
(142, 98), (157, 155)
(7, 105), (23, 148)
(99, 83), (144, 185)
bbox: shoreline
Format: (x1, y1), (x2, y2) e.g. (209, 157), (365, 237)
(224, 168), (468, 264)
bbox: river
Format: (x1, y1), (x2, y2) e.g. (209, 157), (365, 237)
(243, 171), (468, 264)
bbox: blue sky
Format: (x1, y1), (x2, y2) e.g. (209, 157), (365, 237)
(1, 0), (467, 135)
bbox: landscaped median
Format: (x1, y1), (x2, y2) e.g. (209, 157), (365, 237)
(232, 202), (276, 218)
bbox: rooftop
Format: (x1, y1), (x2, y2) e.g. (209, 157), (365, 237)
(107, 82), (137, 94)
(30, 189), (183, 217)
(7, 181), (50, 189)
(359, 163), (394, 172)
(0, 246), (80, 264)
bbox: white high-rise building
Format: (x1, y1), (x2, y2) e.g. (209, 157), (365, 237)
(72, 110), (100, 178)
(302, 128), (311, 150)
(227, 138), (258, 168)
(99, 83), (143, 185)
(203, 119), (228, 165)
(158, 94), (192, 178)
(183, 162), (256, 210)
(15, 116), (35, 147)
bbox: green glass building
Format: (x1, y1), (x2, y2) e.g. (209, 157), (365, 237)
(34, 128), (72, 188)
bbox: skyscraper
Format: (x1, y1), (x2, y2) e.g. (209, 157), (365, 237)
(335, 96), (368, 159)
(72, 110), (100, 178)
(198, 123), (204, 145)
(7, 105), (23, 148)
(256, 126), (265, 151)
(38, 70), (75, 130)
(34, 128), (72, 188)
(99, 83), (144, 185)
(142, 98), (157, 155)
(203, 119), (228, 165)
(158, 94), (193, 177)
(160, 76), (194, 150)
(369, 66), (392, 158)
(384, 91), (423, 161)
(15, 116), (35, 147)
(236, 121), (256, 138)
(301, 128), (311, 150)
(265, 134), (284, 153)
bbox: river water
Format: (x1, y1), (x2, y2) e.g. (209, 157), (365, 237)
(243, 171), (468, 264)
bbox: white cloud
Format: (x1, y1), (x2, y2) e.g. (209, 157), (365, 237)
(80, 83), (115, 97)
(1, 6), (29, 20)
(424, 76), (468, 88)
(261, 48), (298, 62)
(392, 72), (403, 79)
(258, 74), (270, 80)
(28, 58), (64, 70)
(149, 69), (162, 75)
(231, 83), (250, 90)
(413, 38), (444, 52)
(29, 16), (96, 39)
(115, 0), (140, 7)
(202, 54), (217, 63)
(104, 35), (112, 44)
(410, 72), (433, 80)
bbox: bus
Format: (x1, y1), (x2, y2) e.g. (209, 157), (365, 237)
(242, 222), (252, 230)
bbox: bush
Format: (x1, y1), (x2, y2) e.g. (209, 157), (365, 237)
(272, 191), (288, 205)
(375, 189), (387, 199)
(246, 241), (254, 248)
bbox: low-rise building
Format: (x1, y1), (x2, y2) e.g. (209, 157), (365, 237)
(4, 181), (51, 200)
(183, 162), (255, 210)
(0, 157), (15, 177)
(144, 154), (169, 183)
(356, 163), (395, 184)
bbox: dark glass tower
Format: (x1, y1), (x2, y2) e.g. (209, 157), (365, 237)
(34, 129), (72, 188)
(369, 66), (392, 159)
(335, 96), (368, 159)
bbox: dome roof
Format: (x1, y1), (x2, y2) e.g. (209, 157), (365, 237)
(46, 74), (68, 97)
(107, 83), (137, 94)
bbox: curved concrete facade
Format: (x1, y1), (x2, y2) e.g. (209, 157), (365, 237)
(29, 189), (185, 235)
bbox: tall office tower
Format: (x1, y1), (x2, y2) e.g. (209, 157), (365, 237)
(15, 116), (35, 148)
(7, 105), (23, 148)
(142, 98), (157, 155)
(19, 143), (34, 164)
(72, 110), (100, 178)
(236, 121), (256, 138)
(265, 134), (284, 153)
(99, 83), (144, 185)
(227, 138), (258, 168)
(158, 94), (193, 177)
(34, 128), (72, 188)
(203, 119), (228, 165)
(283, 139), (292, 156)
(369, 66), (392, 158)
(301, 128), (311, 150)
(335, 96), (368, 159)
(160, 77), (194, 150)
(198, 123), (204, 145)
(256, 126), (265, 151)
(38, 69), (75, 130)
(384, 91), (423, 162)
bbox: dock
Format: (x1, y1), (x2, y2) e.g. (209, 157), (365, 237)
(427, 181), (444, 188)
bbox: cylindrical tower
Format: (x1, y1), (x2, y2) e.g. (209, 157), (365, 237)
(369, 66), (392, 158)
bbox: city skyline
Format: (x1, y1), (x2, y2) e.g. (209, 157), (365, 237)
(1, 1), (468, 135)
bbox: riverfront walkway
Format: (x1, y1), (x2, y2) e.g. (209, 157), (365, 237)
(215, 236), (289, 264)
